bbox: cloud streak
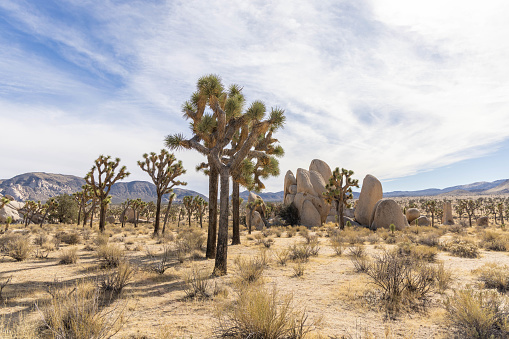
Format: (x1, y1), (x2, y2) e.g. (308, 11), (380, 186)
(1, 0), (509, 193)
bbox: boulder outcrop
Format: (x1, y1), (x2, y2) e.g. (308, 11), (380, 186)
(442, 201), (454, 225)
(406, 208), (420, 223)
(370, 199), (408, 231)
(283, 159), (336, 227)
(354, 175), (383, 226)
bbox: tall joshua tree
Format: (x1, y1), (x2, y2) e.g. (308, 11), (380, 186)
(193, 196), (208, 229)
(323, 168), (359, 230)
(162, 192), (176, 235)
(166, 74), (285, 275)
(138, 150), (187, 236)
(182, 196), (195, 227)
(85, 155), (130, 233)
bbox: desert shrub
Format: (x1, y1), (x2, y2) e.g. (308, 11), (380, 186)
(274, 249), (289, 266)
(276, 203), (300, 226)
(480, 230), (509, 252)
(59, 247), (78, 264)
(366, 234), (380, 244)
(288, 242), (319, 262)
(348, 245), (370, 273)
(4, 235), (32, 261)
(286, 228), (297, 238)
(342, 227), (370, 245)
(152, 245), (172, 275)
(59, 231), (81, 245)
(183, 266), (210, 299)
(434, 263), (453, 292)
(39, 280), (127, 338)
(447, 224), (465, 234)
(254, 233), (265, 244)
(156, 232), (175, 244)
(444, 289), (509, 338)
(96, 244), (125, 268)
(329, 235), (343, 256)
(0, 313), (37, 339)
(442, 238), (480, 258)
(34, 233), (48, 246)
(417, 233), (440, 247)
(293, 260), (306, 277)
(176, 229), (205, 253)
(365, 250), (447, 316)
(234, 255), (265, 284)
(101, 261), (136, 295)
(95, 233), (109, 247)
(262, 238), (274, 248)
(474, 263), (509, 292)
(397, 242), (438, 262)
(217, 286), (316, 338)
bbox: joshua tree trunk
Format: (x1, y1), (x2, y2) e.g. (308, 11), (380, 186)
(99, 203), (107, 232)
(248, 208), (254, 234)
(153, 195), (162, 236)
(206, 164), (219, 259)
(77, 205), (82, 226)
(214, 167), (230, 275)
(232, 181), (240, 245)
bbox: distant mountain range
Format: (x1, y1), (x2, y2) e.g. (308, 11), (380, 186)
(1, 172), (508, 204)
(0, 172), (206, 204)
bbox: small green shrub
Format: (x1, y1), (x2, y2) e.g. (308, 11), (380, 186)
(276, 203), (300, 226)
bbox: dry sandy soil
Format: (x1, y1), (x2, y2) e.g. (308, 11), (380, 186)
(1, 219), (509, 338)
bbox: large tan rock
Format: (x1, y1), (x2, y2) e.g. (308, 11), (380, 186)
(296, 169), (316, 196)
(410, 216), (430, 226)
(442, 202), (454, 225)
(309, 170), (330, 223)
(251, 211), (265, 230)
(370, 199), (408, 231)
(106, 216), (116, 224)
(355, 174), (383, 226)
(406, 208), (420, 223)
(309, 159), (332, 184)
(0, 200), (24, 223)
(288, 185), (297, 195)
(284, 170), (297, 201)
(293, 193), (307, 213)
(284, 193), (295, 205)
(300, 200), (321, 227)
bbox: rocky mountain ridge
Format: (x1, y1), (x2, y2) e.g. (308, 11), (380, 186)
(0, 172), (206, 204)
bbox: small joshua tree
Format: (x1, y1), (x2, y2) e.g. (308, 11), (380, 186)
(193, 196), (208, 229)
(162, 193), (176, 234)
(0, 197), (10, 209)
(323, 168), (359, 230)
(39, 198), (59, 227)
(138, 150), (187, 236)
(85, 155), (130, 233)
(183, 196), (195, 227)
(246, 198), (264, 234)
(424, 200), (438, 227)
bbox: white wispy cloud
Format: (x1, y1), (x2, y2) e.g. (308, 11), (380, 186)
(1, 0), (509, 194)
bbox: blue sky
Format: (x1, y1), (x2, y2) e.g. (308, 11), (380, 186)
(1, 0), (509, 195)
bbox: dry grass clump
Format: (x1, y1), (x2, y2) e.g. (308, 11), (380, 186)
(57, 231), (81, 245)
(59, 247), (78, 264)
(397, 242), (438, 263)
(273, 249), (289, 266)
(480, 230), (509, 251)
(348, 245), (371, 273)
(95, 233), (110, 247)
(416, 233), (441, 247)
(441, 237), (480, 258)
(444, 289), (509, 338)
(183, 266), (211, 299)
(151, 245), (173, 275)
(342, 227), (371, 245)
(101, 261), (136, 296)
(34, 233), (48, 246)
(217, 286), (317, 338)
(288, 241), (319, 262)
(38, 280), (127, 339)
(474, 263), (509, 292)
(292, 260), (306, 277)
(329, 235), (344, 256)
(0, 314), (38, 339)
(1, 235), (32, 261)
(96, 244), (125, 268)
(176, 229), (205, 253)
(234, 255), (265, 284)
